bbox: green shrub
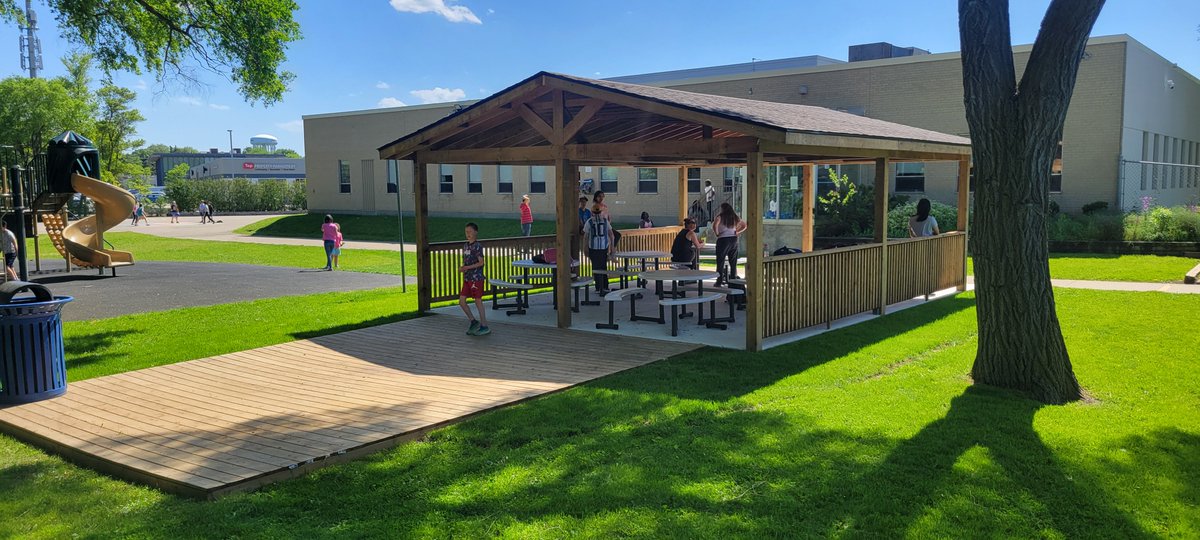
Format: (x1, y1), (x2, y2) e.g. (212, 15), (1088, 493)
(164, 178), (305, 213)
(1081, 201), (1109, 215)
(1048, 212), (1125, 242)
(1124, 206), (1200, 242)
(887, 200), (958, 238)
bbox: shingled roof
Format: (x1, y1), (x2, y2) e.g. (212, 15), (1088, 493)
(378, 71), (970, 164)
(548, 72), (970, 146)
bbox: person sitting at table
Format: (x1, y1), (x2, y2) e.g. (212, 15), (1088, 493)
(670, 217), (703, 270)
(584, 202), (615, 294)
(639, 211), (654, 229)
(714, 202), (747, 286)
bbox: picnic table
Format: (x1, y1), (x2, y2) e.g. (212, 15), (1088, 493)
(640, 268), (724, 334)
(511, 258), (578, 308)
(615, 250), (671, 288)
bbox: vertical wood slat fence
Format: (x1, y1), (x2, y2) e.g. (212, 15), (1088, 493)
(886, 232), (967, 304)
(762, 232), (966, 338)
(425, 226), (680, 304)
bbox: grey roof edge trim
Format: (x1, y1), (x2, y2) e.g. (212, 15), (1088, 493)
(304, 100), (480, 121)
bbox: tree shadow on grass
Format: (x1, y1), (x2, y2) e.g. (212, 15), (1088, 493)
(822, 385), (1154, 537)
(597, 295), (977, 402)
(64, 329), (141, 369)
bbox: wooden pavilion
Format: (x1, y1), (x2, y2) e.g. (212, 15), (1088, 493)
(378, 72), (972, 351)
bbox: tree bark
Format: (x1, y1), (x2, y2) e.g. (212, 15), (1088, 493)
(959, 0), (1104, 404)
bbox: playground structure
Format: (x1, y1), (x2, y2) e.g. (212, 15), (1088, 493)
(0, 131), (136, 278)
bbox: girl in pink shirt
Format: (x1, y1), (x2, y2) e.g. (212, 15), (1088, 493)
(321, 215), (340, 270)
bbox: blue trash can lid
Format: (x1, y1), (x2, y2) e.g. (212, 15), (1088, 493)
(0, 281), (54, 304)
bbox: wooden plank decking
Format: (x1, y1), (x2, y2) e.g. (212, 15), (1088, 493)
(0, 315), (699, 499)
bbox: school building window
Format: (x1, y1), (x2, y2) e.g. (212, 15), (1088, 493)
(817, 166), (834, 195)
(439, 164), (453, 194)
(468, 164), (483, 193)
(338, 160), (351, 193)
(386, 160), (399, 193)
(498, 165), (513, 193)
(1050, 142), (1063, 193)
(530, 166), (546, 193)
(723, 166), (741, 192)
(637, 168), (658, 193)
(687, 167), (701, 193)
(894, 162), (925, 193)
(600, 167), (618, 193)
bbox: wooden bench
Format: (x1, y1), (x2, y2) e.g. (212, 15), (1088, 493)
(659, 293), (725, 336)
(1186, 262), (1200, 284)
(488, 279), (533, 315)
(571, 277), (595, 312)
(596, 287), (663, 330)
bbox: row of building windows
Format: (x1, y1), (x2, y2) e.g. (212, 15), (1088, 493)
(339, 158), (1074, 196)
(1140, 132), (1200, 190)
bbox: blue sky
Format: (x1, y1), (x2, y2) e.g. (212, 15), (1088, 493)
(0, 0), (1196, 154)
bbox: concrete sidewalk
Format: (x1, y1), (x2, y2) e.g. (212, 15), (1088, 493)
(112, 213), (417, 252)
(967, 276), (1200, 294)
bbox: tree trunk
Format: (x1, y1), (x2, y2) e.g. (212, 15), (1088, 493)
(959, 0), (1105, 404)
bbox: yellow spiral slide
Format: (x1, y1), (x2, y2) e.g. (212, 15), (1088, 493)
(61, 173), (135, 271)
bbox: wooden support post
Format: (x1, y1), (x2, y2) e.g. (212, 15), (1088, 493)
(802, 163), (815, 252)
(413, 158), (432, 312)
(571, 167), (582, 261)
(957, 157), (971, 291)
(678, 166), (688, 225)
(745, 151), (764, 351)
(874, 158), (890, 315)
(555, 156), (574, 327)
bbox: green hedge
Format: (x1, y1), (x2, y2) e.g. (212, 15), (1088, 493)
(165, 178), (306, 213)
(1047, 206), (1200, 242)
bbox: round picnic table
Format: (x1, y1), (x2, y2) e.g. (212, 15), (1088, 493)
(639, 268), (719, 299)
(511, 258), (579, 308)
(614, 250), (671, 270)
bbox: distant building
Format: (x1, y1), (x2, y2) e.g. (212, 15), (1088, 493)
(188, 156), (305, 180)
(149, 150), (302, 185)
(302, 34), (1199, 221)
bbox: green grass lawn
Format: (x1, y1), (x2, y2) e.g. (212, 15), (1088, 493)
(235, 213), (636, 243)
(966, 253), (1197, 282)
(2, 288), (1197, 537)
(27, 232), (417, 277)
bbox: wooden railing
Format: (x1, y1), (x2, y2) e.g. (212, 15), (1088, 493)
(762, 243), (883, 338)
(424, 226), (679, 304)
(762, 232), (966, 338)
(616, 226), (681, 253)
(887, 232), (967, 304)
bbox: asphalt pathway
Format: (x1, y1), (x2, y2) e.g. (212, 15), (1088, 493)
(26, 261), (405, 321)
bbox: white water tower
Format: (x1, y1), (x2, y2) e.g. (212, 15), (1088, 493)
(249, 134), (278, 152)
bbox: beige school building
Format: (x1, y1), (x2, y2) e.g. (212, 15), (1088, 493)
(302, 35), (1200, 228)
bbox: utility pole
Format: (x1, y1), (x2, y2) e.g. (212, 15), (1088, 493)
(18, 0), (43, 79)
(227, 130), (234, 157)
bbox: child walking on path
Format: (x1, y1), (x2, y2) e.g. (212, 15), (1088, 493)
(460, 222), (490, 336)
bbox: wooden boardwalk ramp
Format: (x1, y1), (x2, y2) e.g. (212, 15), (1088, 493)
(0, 315), (699, 499)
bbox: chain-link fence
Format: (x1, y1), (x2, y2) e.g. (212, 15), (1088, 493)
(1118, 159), (1200, 211)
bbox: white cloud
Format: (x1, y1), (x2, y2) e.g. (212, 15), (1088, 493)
(208, 103), (231, 110)
(487, 8), (494, 14)
(375, 81), (390, 90)
(409, 87), (466, 104)
(377, 97), (408, 108)
(173, 96), (203, 106)
(389, 0), (481, 24)
(277, 119), (304, 134)
(134, 79), (148, 90)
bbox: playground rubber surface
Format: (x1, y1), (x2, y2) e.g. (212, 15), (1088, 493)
(27, 261), (405, 322)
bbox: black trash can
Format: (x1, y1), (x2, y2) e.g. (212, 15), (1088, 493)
(0, 282), (72, 404)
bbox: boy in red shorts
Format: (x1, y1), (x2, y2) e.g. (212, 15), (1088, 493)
(459, 222), (490, 335)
